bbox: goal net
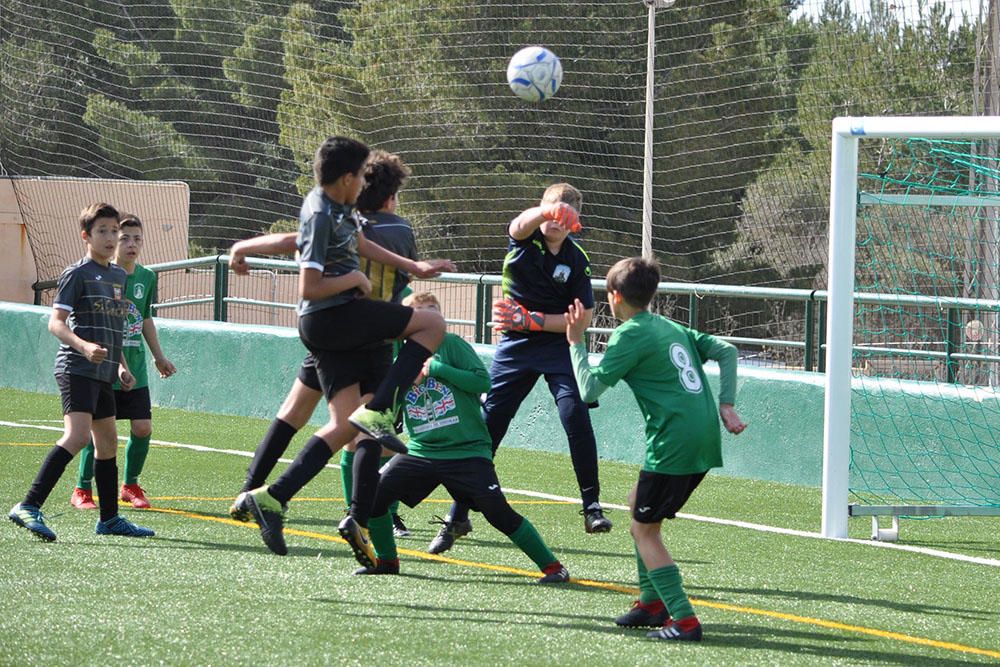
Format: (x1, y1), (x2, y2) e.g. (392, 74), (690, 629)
(822, 117), (1000, 539)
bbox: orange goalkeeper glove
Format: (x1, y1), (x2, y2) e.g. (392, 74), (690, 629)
(540, 202), (582, 233)
(493, 298), (545, 332)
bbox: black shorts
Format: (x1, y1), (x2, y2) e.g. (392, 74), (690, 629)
(113, 386), (152, 421)
(297, 353), (322, 392)
(55, 373), (115, 420)
(313, 344), (392, 401)
(376, 455), (505, 512)
(298, 299), (412, 353)
(632, 470), (707, 524)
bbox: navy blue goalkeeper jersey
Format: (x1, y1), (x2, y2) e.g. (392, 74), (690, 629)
(500, 228), (594, 345)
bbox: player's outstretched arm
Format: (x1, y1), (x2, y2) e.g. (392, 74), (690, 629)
(229, 232), (298, 275)
(357, 232), (454, 278)
(493, 298), (591, 334)
(508, 203), (581, 240)
(565, 298), (589, 345)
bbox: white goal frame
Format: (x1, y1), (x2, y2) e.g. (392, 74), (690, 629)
(821, 116), (1000, 539)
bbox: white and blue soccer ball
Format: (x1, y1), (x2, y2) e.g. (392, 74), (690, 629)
(506, 46), (563, 103)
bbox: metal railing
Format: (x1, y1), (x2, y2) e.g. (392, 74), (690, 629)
(32, 255), (1000, 380)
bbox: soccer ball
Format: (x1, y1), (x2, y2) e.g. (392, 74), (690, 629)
(506, 46), (563, 103)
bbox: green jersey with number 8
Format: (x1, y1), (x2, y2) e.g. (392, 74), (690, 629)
(580, 311), (735, 475)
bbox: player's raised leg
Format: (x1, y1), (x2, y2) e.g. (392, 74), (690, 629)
(349, 307), (445, 451)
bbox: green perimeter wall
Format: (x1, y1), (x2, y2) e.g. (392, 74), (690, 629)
(1, 302), (827, 486)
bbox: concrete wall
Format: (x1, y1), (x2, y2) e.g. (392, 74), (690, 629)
(1, 301), (828, 486)
(0, 181), (39, 303)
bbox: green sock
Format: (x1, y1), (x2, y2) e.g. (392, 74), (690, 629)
(123, 433), (151, 485)
(340, 449), (355, 510)
(636, 548), (659, 604)
(369, 512), (397, 561)
(648, 564), (696, 620)
(509, 517), (557, 570)
(379, 455), (400, 516)
(76, 441), (95, 490)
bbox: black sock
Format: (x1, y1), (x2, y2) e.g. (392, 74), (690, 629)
(581, 487), (601, 509)
(243, 418), (298, 492)
(448, 501), (471, 525)
(23, 445), (74, 508)
(349, 439), (381, 527)
(94, 457), (119, 522)
(267, 436), (332, 505)
(367, 340), (432, 412)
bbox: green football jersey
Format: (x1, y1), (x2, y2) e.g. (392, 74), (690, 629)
(402, 333), (493, 460)
(573, 311), (736, 475)
(116, 264), (157, 390)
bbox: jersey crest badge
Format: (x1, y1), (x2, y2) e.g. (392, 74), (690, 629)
(552, 264), (571, 283)
(133, 283), (144, 300)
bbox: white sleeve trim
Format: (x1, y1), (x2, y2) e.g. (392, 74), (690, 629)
(300, 260), (325, 272)
(53, 303), (73, 312)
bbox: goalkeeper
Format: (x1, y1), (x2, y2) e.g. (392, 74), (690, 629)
(430, 183), (611, 556)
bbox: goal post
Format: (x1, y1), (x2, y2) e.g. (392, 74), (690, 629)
(822, 116), (1000, 539)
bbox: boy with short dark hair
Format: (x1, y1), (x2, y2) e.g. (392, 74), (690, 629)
(234, 136), (454, 564)
(9, 203), (155, 541)
(433, 183), (610, 555)
(566, 256), (746, 642)
(227, 148), (419, 537)
(72, 213), (177, 510)
(356, 292), (570, 584)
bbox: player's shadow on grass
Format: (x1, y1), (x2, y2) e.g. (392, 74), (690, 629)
(322, 601), (992, 665)
(417, 533), (663, 562)
(419, 569), (630, 595)
(130, 535), (357, 561)
(686, 622), (984, 666)
(318, 597), (613, 628)
(689, 584), (994, 621)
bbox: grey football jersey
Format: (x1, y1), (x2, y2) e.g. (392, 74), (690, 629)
(296, 186), (363, 315)
(52, 258), (129, 383)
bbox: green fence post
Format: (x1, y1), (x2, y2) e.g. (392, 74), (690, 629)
(474, 280), (485, 344)
(805, 297), (815, 372)
(946, 307), (959, 384)
(213, 256), (229, 322)
(483, 283), (494, 343)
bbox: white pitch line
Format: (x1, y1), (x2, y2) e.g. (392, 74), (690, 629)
(2, 419), (997, 567)
(0, 420), (343, 471)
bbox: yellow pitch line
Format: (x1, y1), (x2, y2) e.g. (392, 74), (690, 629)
(146, 495), (568, 505)
(142, 504), (1000, 660)
(687, 598), (1000, 659)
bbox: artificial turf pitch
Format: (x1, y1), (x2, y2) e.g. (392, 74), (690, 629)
(1, 388), (998, 665)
